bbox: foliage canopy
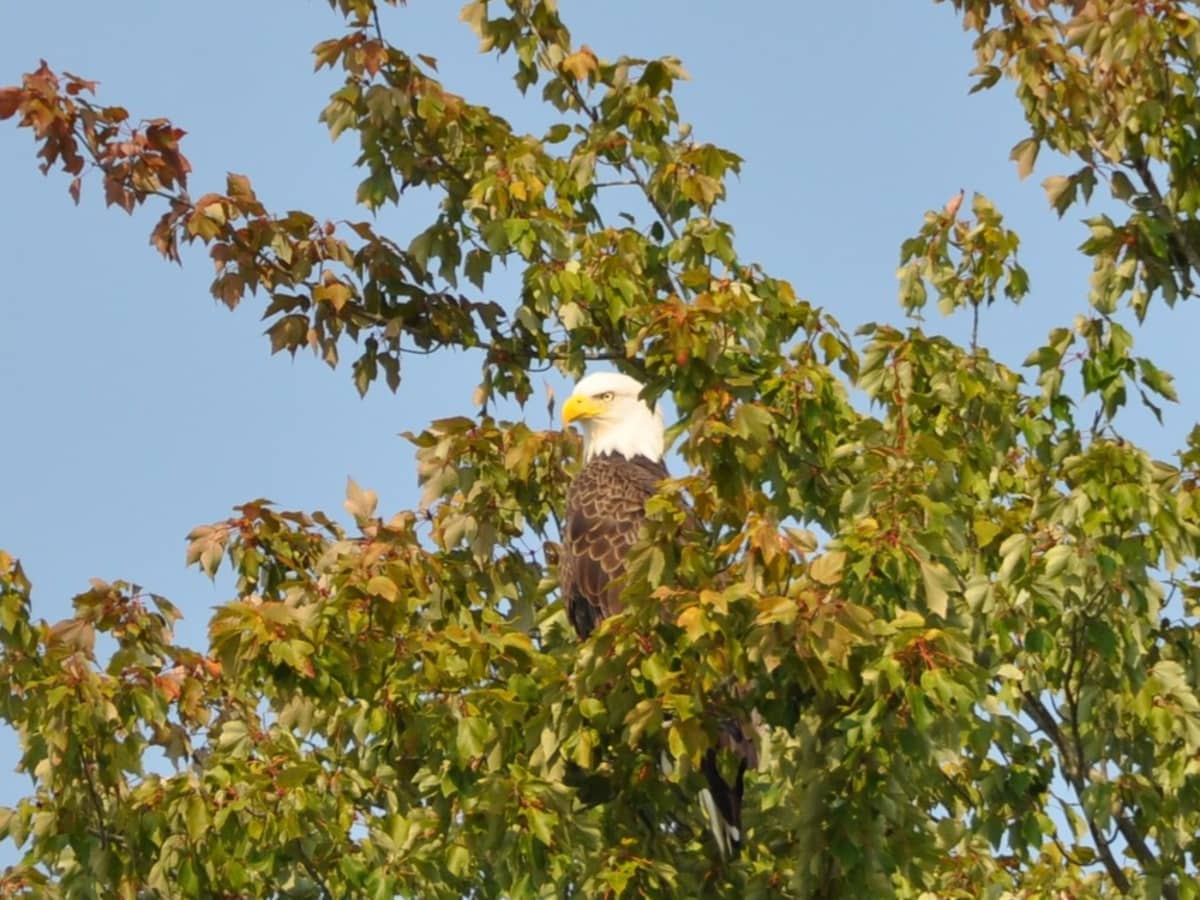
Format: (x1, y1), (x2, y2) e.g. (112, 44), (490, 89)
(3, 1), (1200, 896)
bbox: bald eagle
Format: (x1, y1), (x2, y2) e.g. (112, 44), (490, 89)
(559, 371), (753, 859)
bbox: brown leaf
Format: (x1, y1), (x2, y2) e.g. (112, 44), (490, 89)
(185, 524), (229, 578)
(362, 40), (387, 77)
(151, 210), (182, 263)
(344, 477), (378, 521)
(226, 172), (255, 202)
(104, 176), (135, 213)
(47, 618), (95, 655)
(943, 189), (965, 220)
(0, 87), (22, 120)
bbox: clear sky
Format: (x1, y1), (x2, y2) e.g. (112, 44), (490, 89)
(1, 0), (1197, 871)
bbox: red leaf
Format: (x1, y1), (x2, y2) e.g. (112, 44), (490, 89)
(362, 40), (386, 77)
(62, 72), (99, 96)
(23, 62), (58, 101)
(0, 87), (21, 120)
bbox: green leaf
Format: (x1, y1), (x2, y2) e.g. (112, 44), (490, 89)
(446, 844), (471, 878)
(733, 403), (774, 443)
(1138, 357), (1178, 402)
(919, 559), (955, 618)
(184, 794), (208, 841)
(456, 717), (489, 760)
(973, 519), (1002, 548)
(545, 123), (571, 143)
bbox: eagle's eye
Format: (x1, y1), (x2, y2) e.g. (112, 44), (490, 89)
(597, 391), (615, 401)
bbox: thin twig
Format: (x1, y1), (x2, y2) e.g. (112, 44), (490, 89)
(370, 2), (386, 45)
(549, 62), (688, 300)
(298, 850), (335, 900)
(79, 744), (112, 853)
(565, 77), (680, 243)
(1131, 157), (1199, 296)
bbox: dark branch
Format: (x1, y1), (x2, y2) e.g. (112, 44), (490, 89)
(79, 743), (113, 854)
(1130, 157), (1199, 296)
(297, 849), (335, 900)
(1022, 692), (1131, 894)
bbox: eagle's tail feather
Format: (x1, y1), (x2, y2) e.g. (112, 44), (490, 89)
(700, 747), (747, 860)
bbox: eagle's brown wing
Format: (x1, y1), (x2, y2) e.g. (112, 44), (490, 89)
(560, 453), (667, 639)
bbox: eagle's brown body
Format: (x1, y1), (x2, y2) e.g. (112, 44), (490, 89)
(559, 451), (668, 639)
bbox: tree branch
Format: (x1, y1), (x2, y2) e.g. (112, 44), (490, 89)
(1113, 813), (1177, 900)
(563, 76), (681, 242)
(536, 45), (688, 301)
(79, 743), (113, 854)
(1130, 157), (1199, 296)
(297, 849), (335, 900)
(1061, 615), (1179, 900)
(1030, 685), (1180, 900)
(1022, 692), (1131, 894)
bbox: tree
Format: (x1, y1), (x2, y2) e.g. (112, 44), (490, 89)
(2, 0), (1199, 895)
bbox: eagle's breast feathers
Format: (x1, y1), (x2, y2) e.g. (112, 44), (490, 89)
(560, 452), (668, 638)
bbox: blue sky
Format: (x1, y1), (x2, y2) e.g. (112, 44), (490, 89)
(1, 0), (1197, 871)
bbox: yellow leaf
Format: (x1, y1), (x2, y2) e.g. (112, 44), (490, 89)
(314, 278), (352, 312)
(561, 46), (598, 81)
(810, 550), (846, 586)
(675, 605), (706, 640)
(996, 663), (1024, 681)
(366, 575), (399, 603)
(199, 199), (227, 225)
(458, 1), (486, 36)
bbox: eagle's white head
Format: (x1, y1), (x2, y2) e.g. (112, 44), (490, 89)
(561, 371), (664, 462)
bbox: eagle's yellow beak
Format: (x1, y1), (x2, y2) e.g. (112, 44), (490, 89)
(562, 393), (605, 426)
